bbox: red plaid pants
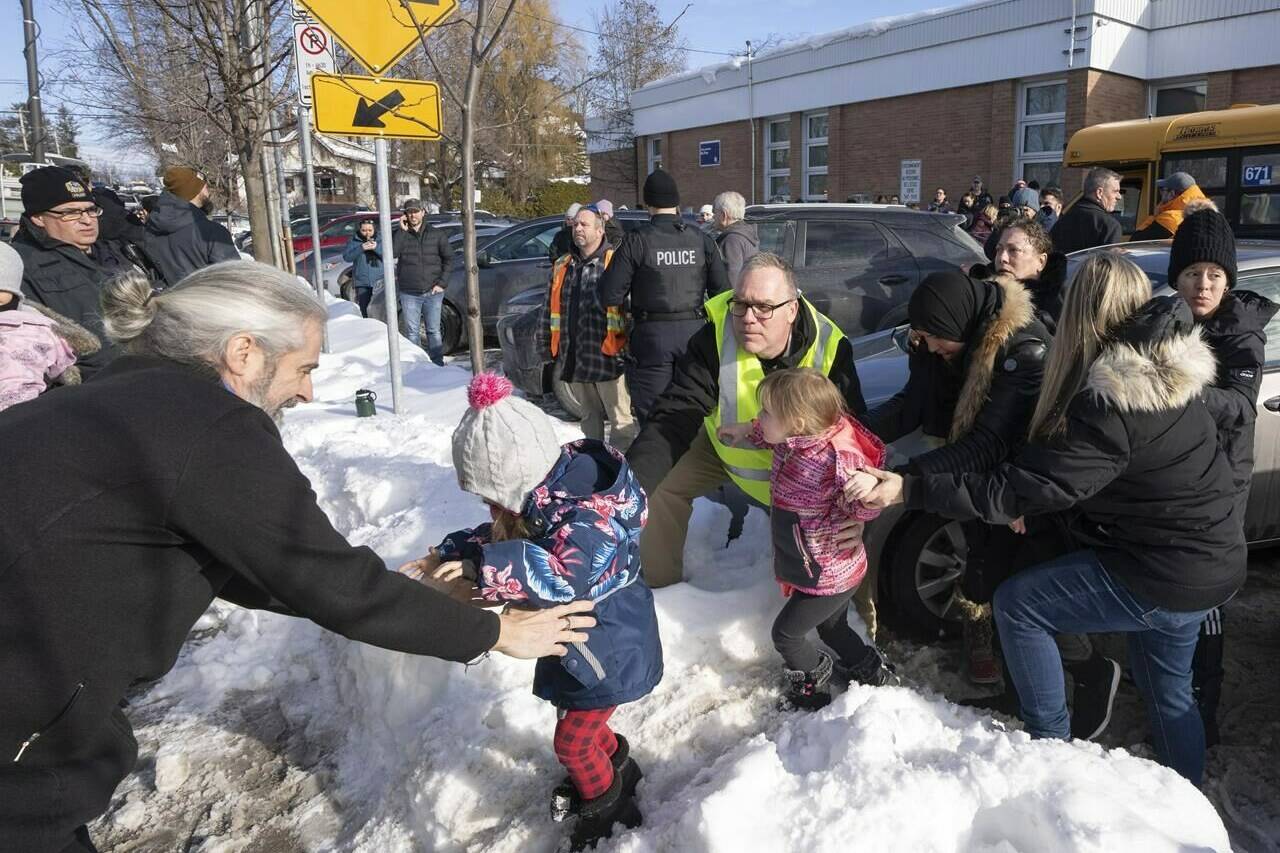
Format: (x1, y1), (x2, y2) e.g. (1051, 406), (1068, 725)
(553, 706), (618, 800)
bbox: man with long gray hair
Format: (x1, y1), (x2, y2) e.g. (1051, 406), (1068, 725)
(712, 190), (759, 287)
(0, 261), (594, 853)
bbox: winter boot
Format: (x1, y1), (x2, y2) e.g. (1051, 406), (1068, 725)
(1067, 653), (1121, 741)
(779, 651), (834, 711)
(568, 770), (642, 851)
(964, 612), (1001, 686)
(551, 735), (642, 823)
(838, 645), (897, 687)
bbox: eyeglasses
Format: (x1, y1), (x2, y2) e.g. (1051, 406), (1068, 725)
(728, 298), (795, 319)
(44, 206), (103, 222)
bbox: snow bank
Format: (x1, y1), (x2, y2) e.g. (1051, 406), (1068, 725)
(106, 300), (1231, 852)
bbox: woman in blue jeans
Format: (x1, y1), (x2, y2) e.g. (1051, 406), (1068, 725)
(853, 252), (1246, 785)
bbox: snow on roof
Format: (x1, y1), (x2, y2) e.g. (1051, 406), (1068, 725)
(640, 1), (982, 90)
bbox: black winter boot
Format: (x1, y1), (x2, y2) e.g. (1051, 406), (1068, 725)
(551, 735), (642, 823)
(779, 651), (834, 711)
(838, 646), (897, 688)
(1067, 652), (1121, 741)
(568, 770), (642, 851)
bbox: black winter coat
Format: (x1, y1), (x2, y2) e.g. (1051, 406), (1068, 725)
(1183, 290), (1277, 507)
(1051, 197), (1123, 255)
(549, 225), (574, 263)
(0, 357), (500, 852)
(905, 298), (1246, 612)
(626, 299), (866, 493)
(10, 219), (132, 377)
(392, 223), (454, 294)
(142, 192), (239, 286)
(865, 275), (1050, 477)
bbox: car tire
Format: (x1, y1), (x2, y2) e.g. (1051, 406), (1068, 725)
(435, 300), (464, 354)
(888, 512), (967, 638)
(551, 374), (585, 421)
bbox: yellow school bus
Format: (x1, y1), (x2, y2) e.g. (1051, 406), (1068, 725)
(1063, 103), (1280, 239)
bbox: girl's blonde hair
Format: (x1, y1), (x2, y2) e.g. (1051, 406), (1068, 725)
(1028, 251), (1151, 441)
(757, 367), (846, 437)
(489, 505), (531, 542)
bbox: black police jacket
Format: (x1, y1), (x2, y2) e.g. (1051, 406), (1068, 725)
(599, 213), (729, 319)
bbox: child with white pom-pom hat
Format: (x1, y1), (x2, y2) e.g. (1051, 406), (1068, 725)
(399, 373), (662, 851)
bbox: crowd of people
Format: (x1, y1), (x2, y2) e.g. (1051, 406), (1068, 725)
(0, 155), (1263, 852)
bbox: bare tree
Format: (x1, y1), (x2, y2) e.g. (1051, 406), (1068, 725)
(56, 0), (294, 263)
(586, 0), (689, 188)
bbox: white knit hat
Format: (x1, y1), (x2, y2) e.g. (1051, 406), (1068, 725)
(452, 373), (563, 513)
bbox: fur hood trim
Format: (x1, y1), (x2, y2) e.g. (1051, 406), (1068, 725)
(950, 273), (1035, 440)
(1087, 328), (1216, 414)
(25, 302), (101, 358)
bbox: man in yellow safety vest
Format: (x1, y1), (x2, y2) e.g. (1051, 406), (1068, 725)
(625, 252), (869, 591)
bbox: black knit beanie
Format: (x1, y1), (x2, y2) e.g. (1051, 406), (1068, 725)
(908, 271), (987, 342)
(643, 168), (680, 208)
(1169, 208), (1237, 289)
(21, 166), (92, 215)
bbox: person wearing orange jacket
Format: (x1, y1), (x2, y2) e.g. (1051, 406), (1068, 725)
(1132, 172), (1209, 241)
(542, 204), (637, 449)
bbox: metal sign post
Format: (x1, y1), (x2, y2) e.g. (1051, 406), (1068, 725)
(375, 139), (404, 414)
(298, 107), (330, 353)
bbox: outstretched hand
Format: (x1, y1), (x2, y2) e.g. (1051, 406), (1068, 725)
(1009, 516), (1027, 535)
(494, 600), (597, 660)
(848, 466), (905, 509)
(397, 550), (442, 582)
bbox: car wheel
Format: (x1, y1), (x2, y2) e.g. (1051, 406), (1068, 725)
(888, 513), (966, 638)
(552, 374), (585, 421)
(435, 301), (464, 354)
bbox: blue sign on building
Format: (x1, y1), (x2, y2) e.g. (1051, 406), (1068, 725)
(699, 140), (721, 168)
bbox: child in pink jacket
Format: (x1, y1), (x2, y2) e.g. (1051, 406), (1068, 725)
(722, 367), (893, 710)
(0, 242), (79, 413)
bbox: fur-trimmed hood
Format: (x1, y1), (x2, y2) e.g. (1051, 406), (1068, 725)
(1087, 297), (1216, 414)
(950, 272), (1044, 439)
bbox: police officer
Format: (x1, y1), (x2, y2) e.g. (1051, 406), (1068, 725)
(600, 169), (729, 423)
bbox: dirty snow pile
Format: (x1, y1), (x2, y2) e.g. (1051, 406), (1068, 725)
(92, 299), (1231, 852)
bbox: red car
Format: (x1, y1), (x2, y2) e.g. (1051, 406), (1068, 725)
(290, 212), (377, 255)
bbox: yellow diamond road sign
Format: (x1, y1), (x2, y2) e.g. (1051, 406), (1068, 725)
(295, 0), (457, 74)
(312, 74), (442, 141)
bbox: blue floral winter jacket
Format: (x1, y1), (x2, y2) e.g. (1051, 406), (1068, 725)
(438, 439), (663, 710)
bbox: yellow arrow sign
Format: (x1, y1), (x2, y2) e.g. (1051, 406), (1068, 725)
(312, 74), (442, 140)
(295, 0), (458, 74)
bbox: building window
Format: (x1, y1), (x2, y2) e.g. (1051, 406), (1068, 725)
(316, 174), (337, 193)
(647, 138), (662, 175)
(284, 177), (295, 193)
(394, 181), (410, 197)
(1016, 79), (1066, 188)
(1149, 80), (1207, 117)
(803, 112), (828, 201)
(765, 117), (790, 202)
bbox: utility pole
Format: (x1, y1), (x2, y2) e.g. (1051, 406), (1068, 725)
(21, 0), (45, 163)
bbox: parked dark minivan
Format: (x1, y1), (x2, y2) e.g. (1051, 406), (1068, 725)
(500, 203), (984, 410)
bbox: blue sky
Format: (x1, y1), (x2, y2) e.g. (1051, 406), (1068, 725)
(1, 0), (947, 175)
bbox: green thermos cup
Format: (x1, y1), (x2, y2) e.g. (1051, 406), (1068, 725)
(355, 388), (377, 417)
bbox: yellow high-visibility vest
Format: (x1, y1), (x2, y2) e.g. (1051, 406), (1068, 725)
(702, 291), (845, 504)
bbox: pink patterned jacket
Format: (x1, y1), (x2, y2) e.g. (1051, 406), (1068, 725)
(751, 414), (886, 596)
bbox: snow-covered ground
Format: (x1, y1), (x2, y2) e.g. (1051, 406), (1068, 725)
(90, 301), (1243, 852)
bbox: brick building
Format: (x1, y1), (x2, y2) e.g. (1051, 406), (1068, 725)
(588, 0), (1280, 210)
